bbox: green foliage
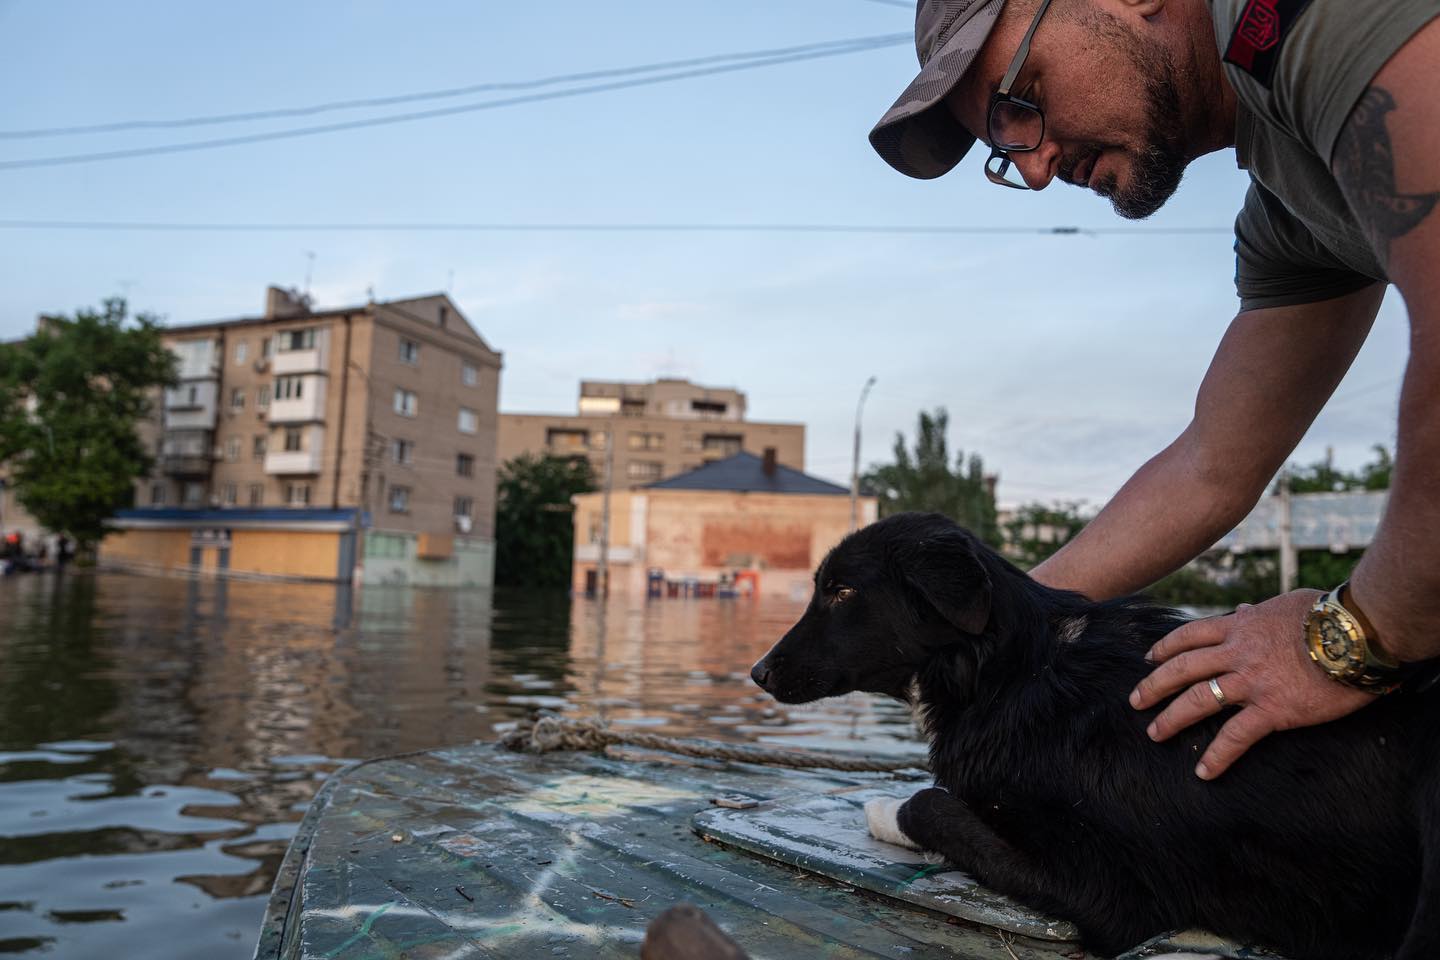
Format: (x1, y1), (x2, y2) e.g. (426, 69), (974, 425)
(1286, 444), (1392, 493)
(861, 408), (999, 545)
(1001, 501), (1091, 570)
(0, 299), (175, 549)
(493, 453), (595, 588)
(1144, 553), (1277, 608)
(1297, 549), (1363, 590)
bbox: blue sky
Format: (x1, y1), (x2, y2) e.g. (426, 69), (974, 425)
(0, 0), (1407, 505)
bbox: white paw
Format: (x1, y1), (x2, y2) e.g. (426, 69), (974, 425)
(864, 797), (922, 850)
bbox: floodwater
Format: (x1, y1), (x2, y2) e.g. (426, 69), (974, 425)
(0, 571), (920, 959)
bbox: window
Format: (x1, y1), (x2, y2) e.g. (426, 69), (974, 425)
(454, 496), (473, 519)
(286, 482), (311, 506)
(394, 388), (417, 417)
(627, 461), (663, 482)
(681, 434), (702, 453)
(628, 431), (664, 451)
(456, 453), (474, 477)
(284, 426), (303, 452)
(438, 305), (449, 328)
(248, 483), (264, 506)
(257, 384), (270, 408)
(546, 428), (588, 452)
(461, 362), (478, 386)
(392, 438), (414, 465)
(230, 387), (245, 410)
(150, 483), (166, 505)
(275, 376), (304, 400)
(187, 385), (199, 406)
(691, 399), (728, 416)
(252, 434), (267, 461)
(278, 328), (316, 351)
(702, 433), (743, 457)
(234, 341), (248, 365)
(398, 338), (420, 365)
(388, 485), (411, 513)
(183, 482), (205, 506)
(261, 337), (273, 358)
(222, 483), (238, 506)
(457, 407), (478, 434)
(225, 436), (241, 462)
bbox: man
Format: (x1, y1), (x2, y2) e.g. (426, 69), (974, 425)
(869, 0), (1440, 779)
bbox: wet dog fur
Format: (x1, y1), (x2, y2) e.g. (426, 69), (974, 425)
(750, 512), (1440, 960)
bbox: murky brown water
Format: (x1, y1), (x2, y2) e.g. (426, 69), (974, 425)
(0, 571), (920, 959)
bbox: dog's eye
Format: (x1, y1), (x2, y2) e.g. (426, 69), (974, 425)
(835, 587), (856, 603)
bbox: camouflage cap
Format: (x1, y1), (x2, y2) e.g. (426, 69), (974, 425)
(869, 0), (1006, 179)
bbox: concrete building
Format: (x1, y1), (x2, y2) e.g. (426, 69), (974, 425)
(103, 286), (503, 586)
(499, 378), (804, 489)
(571, 451), (878, 600)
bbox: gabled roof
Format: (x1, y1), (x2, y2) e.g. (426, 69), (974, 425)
(647, 452), (848, 496)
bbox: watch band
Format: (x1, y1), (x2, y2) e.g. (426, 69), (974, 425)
(1334, 581), (1402, 671)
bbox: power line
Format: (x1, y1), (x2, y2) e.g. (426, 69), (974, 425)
(0, 219), (1232, 235)
(0, 36), (907, 172)
(0, 35), (910, 140)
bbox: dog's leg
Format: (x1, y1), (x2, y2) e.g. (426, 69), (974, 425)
(895, 787), (1150, 957)
(864, 796), (924, 850)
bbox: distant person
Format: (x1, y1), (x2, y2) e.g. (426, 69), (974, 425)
(869, 0), (1440, 777)
(55, 534), (72, 568)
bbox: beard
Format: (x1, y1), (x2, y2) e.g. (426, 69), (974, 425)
(1074, 11), (1190, 219)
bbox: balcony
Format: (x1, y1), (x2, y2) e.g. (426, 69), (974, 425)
(271, 331), (329, 375)
(163, 381), (219, 429)
(267, 377), (327, 423)
(265, 448), (323, 475)
(264, 426), (325, 475)
(161, 454), (213, 478)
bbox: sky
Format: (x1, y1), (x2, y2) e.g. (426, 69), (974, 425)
(0, 0), (1409, 507)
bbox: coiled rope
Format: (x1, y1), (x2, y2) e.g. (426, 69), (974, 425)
(501, 712), (929, 774)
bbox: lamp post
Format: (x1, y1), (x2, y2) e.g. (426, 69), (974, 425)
(850, 376), (877, 532)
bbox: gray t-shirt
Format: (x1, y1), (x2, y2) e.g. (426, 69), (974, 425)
(1209, 0), (1440, 311)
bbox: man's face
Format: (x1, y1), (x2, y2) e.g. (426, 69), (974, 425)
(946, 1), (1189, 219)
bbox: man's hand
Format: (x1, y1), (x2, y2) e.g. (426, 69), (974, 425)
(1129, 591), (1378, 780)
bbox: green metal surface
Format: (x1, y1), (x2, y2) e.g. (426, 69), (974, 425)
(254, 742), (1286, 960)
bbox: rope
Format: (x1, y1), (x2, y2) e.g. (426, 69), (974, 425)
(500, 712), (929, 774)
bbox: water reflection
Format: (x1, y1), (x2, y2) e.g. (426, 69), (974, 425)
(0, 572), (919, 959)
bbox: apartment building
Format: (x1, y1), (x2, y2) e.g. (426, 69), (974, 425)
(498, 378), (804, 488)
(119, 286), (503, 586)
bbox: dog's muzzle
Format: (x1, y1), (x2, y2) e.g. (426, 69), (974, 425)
(749, 658), (773, 690)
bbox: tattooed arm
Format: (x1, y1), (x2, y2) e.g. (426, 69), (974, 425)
(1128, 20), (1440, 782)
(1333, 19), (1440, 663)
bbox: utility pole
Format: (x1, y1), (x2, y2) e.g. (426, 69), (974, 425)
(596, 417), (615, 598)
(1278, 468), (1297, 593)
(850, 376), (877, 532)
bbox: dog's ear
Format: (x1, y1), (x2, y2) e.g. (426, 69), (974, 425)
(902, 529), (993, 635)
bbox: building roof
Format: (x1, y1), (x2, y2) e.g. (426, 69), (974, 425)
(646, 452), (849, 496)
(1215, 490), (1387, 552)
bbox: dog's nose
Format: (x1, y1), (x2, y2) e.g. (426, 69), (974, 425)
(750, 660), (772, 688)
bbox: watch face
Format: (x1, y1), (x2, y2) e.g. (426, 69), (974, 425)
(1307, 605), (1365, 678)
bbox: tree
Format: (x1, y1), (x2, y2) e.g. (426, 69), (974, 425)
(0, 299), (175, 551)
(862, 408), (999, 545)
(1286, 444), (1393, 492)
(493, 453), (595, 588)
(1001, 501), (1091, 570)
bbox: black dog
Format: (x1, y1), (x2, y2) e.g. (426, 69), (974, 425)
(750, 512), (1439, 960)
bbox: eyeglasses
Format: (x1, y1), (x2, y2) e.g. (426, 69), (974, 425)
(984, 0), (1056, 189)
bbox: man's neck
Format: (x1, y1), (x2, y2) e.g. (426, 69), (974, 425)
(1177, 0), (1240, 158)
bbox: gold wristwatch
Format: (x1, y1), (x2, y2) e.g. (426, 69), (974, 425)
(1304, 581), (1408, 693)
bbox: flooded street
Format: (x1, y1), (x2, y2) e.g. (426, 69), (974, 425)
(0, 571), (919, 959)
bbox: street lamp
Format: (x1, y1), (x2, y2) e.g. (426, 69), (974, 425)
(850, 376), (877, 532)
